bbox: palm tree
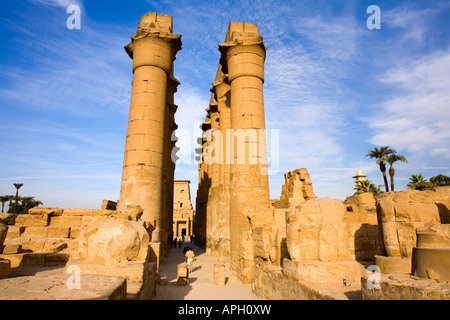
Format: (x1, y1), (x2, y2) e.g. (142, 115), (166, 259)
(406, 174), (431, 190)
(387, 153), (408, 192)
(354, 179), (382, 195)
(21, 196), (43, 214)
(430, 174), (450, 187)
(366, 146), (396, 193)
(0, 195), (13, 213)
(13, 183), (24, 214)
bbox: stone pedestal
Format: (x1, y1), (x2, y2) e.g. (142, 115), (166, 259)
(214, 263), (226, 286)
(177, 263), (189, 285)
(0, 259), (10, 280)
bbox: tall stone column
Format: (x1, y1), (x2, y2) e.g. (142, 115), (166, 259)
(118, 13), (181, 246)
(212, 67), (231, 262)
(206, 96), (220, 257)
(196, 119), (211, 248)
(162, 75), (179, 256)
(219, 22), (270, 282)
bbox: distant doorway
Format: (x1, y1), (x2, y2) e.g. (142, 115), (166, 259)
(181, 228), (187, 237)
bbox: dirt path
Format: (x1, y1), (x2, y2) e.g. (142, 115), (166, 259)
(154, 241), (265, 300)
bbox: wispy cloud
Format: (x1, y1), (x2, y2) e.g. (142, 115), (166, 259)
(383, 6), (443, 42)
(0, 5), (131, 117)
(369, 49), (450, 158)
(32, 0), (83, 9)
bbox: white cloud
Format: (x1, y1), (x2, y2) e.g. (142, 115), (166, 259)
(383, 6), (441, 42)
(32, 0), (83, 8)
(0, 10), (131, 117)
(369, 49), (450, 158)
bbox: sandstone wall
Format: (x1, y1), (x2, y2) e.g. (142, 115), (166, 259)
(346, 211), (385, 261)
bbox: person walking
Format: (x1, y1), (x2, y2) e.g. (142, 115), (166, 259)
(172, 237), (177, 248)
(183, 243), (192, 255)
(185, 248), (195, 273)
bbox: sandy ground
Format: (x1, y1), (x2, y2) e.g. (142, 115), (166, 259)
(154, 241), (265, 300)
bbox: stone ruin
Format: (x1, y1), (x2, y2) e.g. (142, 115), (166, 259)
(274, 169), (316, 208)
(193, 19), (450, 300)
(1, 12), (449, 300)
(0, 207), (156, 299)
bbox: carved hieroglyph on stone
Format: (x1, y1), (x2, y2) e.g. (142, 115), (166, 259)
(79, 218), (149, 264)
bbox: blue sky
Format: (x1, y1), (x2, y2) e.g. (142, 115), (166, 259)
(1, 0), (449, 210)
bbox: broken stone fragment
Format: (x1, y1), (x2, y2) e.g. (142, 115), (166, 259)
(78, 218), (150, 264)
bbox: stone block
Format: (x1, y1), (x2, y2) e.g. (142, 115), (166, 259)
(44, 253), (70, 267)
(49, 216), (83, 227)
(21, 238), (68, 253)
(283, 258), (361, 286)
(46, 226), (70, 238)
(21, 238), (46, 252)
(177, 263), (188, 278)
(374, 255), (411, 274)
(2, 239), (21, 254)
(214, 264), (226, 286)
(0, 259), (11, 279)
(62, 208), (115, 216)
(68, 239), (79, 250)
(6, 225), (25, 238)
(43, 238), (69, 252)
(287, 198), (351, 262)
(362, 273), (450, 300)
(0, 213), (16, 225)
(28, 207), (63, 216)
(79, 218), (149, 264)
(177, 277), (189, 286)
(101, 200), (117, 210)
(15, 214), (50, 227)
(21, 226), (47, 238)
(81, 216), (105, 227)
(0, 273), (127, 300)
(65, 260), (152, 284)
(0, 254), (24, 267)
(22, 253), (46, 267)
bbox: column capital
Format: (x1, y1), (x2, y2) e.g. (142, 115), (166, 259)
(125, 13), (182, 73)
(218, 22), (266, 82)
